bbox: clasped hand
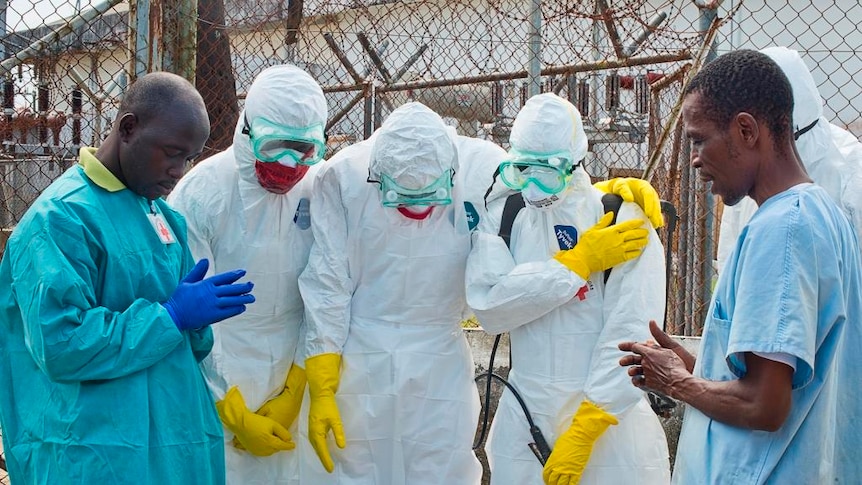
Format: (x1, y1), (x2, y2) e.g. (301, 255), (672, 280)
(163, 258), (255, 331)
(618, 320), (695, 397)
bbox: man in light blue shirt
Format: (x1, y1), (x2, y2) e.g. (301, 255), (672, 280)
(619, 49), (862, 484)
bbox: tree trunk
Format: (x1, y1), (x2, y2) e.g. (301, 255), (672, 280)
(195, 0), (238, 162)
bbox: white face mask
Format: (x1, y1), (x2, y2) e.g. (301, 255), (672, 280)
(522, 182), (569, 210)
(401, 205), (431, 214)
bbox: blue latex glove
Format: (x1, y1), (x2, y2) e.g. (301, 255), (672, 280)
(163, 259), (255, 331)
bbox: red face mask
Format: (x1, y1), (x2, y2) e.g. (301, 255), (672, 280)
(254, 161), (309, 194)
(397, 206), (435, 220)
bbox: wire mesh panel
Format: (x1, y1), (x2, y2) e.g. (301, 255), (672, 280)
(0, 0), (126, 235)
(644, 0), (862, 335)
(203, 0), (862, 338)
(0, 2), (859, 313)
(195, 0), (707, 339)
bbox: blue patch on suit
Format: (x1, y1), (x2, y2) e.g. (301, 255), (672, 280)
(294, 198), (311, 230)
(554, 225), (578, 250)
(464, 201), (480, 231)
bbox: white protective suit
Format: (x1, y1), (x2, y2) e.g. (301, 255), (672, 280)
(832, 124), (862, 240)
(718, 46), (862, 270)
(298, 102), (505, 484)
(168, 65), (327, 485)
(466, 94), (670, 484)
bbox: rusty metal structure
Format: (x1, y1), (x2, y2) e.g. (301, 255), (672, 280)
(0, 0), (859, 331)
(1, 2), (862, 476)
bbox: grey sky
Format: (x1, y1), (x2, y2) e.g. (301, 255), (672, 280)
(5, 0), (92, 31)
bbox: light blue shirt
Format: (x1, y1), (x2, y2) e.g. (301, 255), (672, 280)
(673, 184), (862, 484)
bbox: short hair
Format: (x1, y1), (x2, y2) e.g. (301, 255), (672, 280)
(684, 50), (794, 142)
(119, 72), (203, 125)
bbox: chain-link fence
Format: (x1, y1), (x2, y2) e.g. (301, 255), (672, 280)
(0, 0), (860, 477)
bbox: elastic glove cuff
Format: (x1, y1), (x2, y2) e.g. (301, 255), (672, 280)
(258, 364), (308, 428)
(570, 399), (619, 435)
(285, 363), (307, 392)
(216, 386), (249, 433)
(162, 302), (182, 329)
(306, 353), (342, 397)
(553, 250), (591, 280)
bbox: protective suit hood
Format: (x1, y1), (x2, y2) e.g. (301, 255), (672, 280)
(509, 93), (589, 210)
(369, 102), (457, 190)
(509, 93), (589, 164)
(760, 46), (845, 203)
(234, 64), (328, 188)
(761, 46), (822, 133)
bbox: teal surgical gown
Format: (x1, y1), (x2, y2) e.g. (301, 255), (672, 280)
(0, 149), (225, 484)
(673, 183), (862, 484)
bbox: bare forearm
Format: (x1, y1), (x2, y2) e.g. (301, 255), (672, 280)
(672, 375), (787, 431)
(622, 336), (791, 431)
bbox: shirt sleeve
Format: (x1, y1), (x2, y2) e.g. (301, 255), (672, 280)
(725, 197), (819, 389)
(465, 195), (588, 335)
(298, 163), (353, 357)
(751, 351), (797, 371)
(9, 210), (184, 383)
(189, 327), (215, 362)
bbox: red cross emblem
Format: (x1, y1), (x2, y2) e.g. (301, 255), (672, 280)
(157, 221), (171, 239)
(575, 284), (589, 301)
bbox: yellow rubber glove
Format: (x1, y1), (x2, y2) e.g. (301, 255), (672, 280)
(234, 364), (308, 451)
(257, 364), (307, 430)
(553, 212), (649, 279)
(542, 400), (619, 485)
(594, 177), (664, 229)
(306, 353), (346, 473)
(216, 386), (296, 456)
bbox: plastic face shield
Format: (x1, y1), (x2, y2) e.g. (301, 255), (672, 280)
(244, 117), (326, 166)
(498, 149), (577, 194)
(370, 169), (455, 207)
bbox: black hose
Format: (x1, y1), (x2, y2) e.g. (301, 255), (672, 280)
(473, 334), (552, 465)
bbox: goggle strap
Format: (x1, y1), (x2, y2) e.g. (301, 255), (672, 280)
(242, 114), (250, 136)
(567, 158), (585, 174)
(483, 170), (502, 210)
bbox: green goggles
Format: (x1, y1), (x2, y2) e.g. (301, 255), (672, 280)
(506, 149), (577, 170)
(498, 149), (579, 194)
(500, 164), (576, 197)
(369, 169), (455, 208)
(243, 116), (326, 166)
